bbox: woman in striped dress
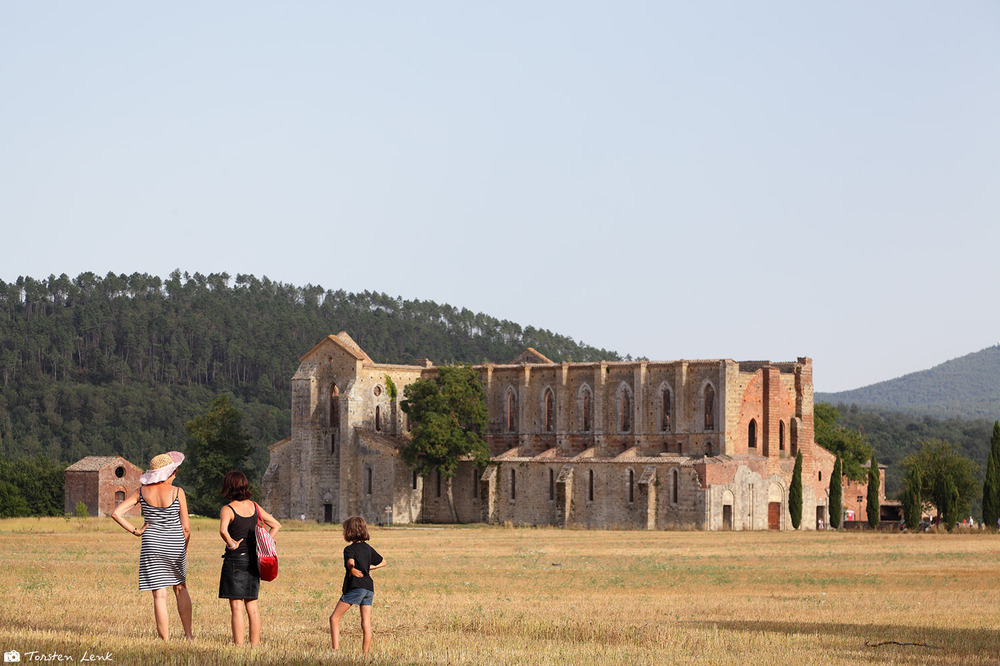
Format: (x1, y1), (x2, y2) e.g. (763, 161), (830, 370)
(112, 451), (193, 640)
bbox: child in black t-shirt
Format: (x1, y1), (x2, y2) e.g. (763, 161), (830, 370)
(330, 516), (386, 657)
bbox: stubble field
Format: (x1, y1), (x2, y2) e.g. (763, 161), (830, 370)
(1, 517), (998, 665)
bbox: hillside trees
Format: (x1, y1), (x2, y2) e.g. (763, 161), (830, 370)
(814, 403), (872, 483)
(0, 455), (65, 516)
(900, 440), (980, 523)
(400, 365), (490, 523)
(0, 271), (619, 489)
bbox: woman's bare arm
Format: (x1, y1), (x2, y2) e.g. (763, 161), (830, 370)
(111, 489), (144, 536)
(177, 488), (191, 547)
(257, 504), (282, 538)
(219, 506), (242, 550)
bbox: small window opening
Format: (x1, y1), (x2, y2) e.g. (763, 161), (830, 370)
(549, 469), (555, 500)
(748, 419), (757, 449)
(628, 469), (634, 503)
(511, 469), (516, 500)
(114, 466), (126, 478)
(588, 470), (595, 502)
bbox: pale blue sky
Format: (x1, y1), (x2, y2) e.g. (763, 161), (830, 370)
(2, 2), (998, 392)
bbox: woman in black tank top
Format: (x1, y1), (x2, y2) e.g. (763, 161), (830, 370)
(218, 470), (282, 645)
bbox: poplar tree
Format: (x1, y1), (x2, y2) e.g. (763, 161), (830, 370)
(935, 474), (959, 531)
(866, 452), (880, 529)
(982, 421), (1000, 531)
(902, 468), (922, 530)
(789, 450), (803, 529)
(829, 457), (843, 529)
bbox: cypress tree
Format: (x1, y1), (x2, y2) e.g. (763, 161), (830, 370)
(789, 450), (803, 529)
(982, 421), (1000, 531)
(829, 457), (843, 529)
(866, 452), (880, 529)
(935, 474), (958, 531)
(903, 469), (921, 530)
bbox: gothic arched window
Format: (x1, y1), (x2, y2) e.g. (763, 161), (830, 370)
(748, 419), (757, 449)
(506, 388), (517, 432)
(661, 387), (672, 431)
(703, 385), (715, 431)
(544, 388), (555, 432)
(620, 387), (632, 433)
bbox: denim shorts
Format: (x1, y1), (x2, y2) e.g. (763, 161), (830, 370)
(340, 587), (374, 606)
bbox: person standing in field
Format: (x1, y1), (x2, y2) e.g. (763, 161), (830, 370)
(218, 470), (282, 646)
(330, 516), (386, 657)
(111, 451), (193, 640)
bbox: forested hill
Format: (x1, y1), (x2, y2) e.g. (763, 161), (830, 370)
(0, 271), (621, 480)
(816, 345), (1000, 419)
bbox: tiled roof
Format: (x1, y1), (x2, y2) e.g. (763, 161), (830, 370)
(65, 456), (128, 472)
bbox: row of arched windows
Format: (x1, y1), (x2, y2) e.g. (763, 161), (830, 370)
(746, 419), (789, 452)
(506, 467), (683, 504)
(504, 383), (717, 433)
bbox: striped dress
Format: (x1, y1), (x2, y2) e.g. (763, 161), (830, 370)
(138, 488), (187, 591)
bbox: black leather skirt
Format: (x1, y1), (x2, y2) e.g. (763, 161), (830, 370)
(219, 552), (260, 600)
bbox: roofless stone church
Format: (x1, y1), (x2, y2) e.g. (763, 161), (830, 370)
(263, 332), (842, 530)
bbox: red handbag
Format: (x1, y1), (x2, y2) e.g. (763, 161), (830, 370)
(254, 502), (278, 581)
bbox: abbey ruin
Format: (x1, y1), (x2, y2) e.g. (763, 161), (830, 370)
(263, 332), (843, 530)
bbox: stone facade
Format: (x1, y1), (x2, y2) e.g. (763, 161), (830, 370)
(263, 332), (873, 530)
(64, 456), (142, 517)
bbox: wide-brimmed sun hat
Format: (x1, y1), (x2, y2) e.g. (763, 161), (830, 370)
(139, 451), (185, 485)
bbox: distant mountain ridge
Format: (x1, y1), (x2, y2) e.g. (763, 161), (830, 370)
(816, 345), (1000, 419)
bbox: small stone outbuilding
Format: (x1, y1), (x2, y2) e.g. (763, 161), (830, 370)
(64, 456), (143, 517)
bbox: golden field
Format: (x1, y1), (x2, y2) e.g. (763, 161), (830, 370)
(1, 517), (998, 665)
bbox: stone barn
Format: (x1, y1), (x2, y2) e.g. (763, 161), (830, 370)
(64, 456), (142, 517)
(263, 332), (871, 531)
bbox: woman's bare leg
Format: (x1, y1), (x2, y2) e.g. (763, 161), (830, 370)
(360, 604), (373, 657)
(172, 583), (193, 639)
(245, 599), (261, 645)
(151, 589), (169, 639)
(229, 599), (245, 644)
(329, 601), (352, 651)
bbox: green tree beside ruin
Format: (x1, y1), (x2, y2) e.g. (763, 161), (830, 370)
(400, 365), (490, 523)
(184, 395), (254, 516)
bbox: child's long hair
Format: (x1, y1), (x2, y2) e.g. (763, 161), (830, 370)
(343, 516), (370, 542)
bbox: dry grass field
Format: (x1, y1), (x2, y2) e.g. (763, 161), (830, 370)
(1, 517), (998, 665)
